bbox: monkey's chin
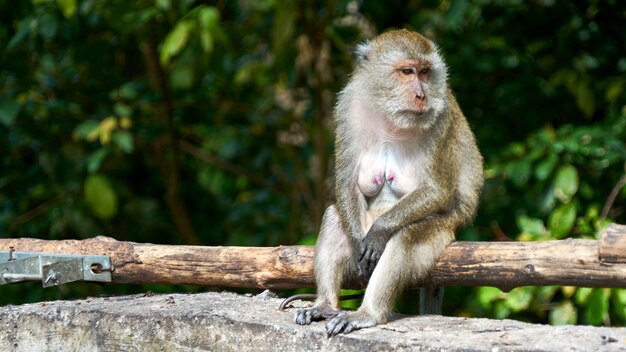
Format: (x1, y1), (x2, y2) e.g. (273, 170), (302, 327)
(392, 109), (436, 130)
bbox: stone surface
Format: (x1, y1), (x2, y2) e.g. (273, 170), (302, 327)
(0, 291), (625, 351)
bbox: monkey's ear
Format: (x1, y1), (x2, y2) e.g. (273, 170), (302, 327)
(355, 41), (372, 63)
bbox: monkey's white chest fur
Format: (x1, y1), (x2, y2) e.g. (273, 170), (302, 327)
(357, 141), (422, 231)
(357, 141), (421, 199)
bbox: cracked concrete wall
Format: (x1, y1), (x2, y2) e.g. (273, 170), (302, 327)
(1, 291), (625, 351)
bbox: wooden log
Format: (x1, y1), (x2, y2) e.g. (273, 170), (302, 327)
(1, 224), (625, 291)
(0, 237), (315, 289)
(599, 223), (626, 263)
(435, 239), (621, 292)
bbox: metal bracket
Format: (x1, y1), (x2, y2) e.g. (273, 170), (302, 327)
(0, 251), (112, 287)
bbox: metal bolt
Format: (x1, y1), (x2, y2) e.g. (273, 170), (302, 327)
(44, 269), (60, 285)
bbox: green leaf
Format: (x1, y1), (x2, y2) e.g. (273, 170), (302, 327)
(56, 0), (77, 18)
(156, 0), (171, 11)
(612, 289), (626, 320)
(553, 165), (579, 203)
(112, 130), (134, 153)
(516, 215), (548, 239)
(198, 6), (219, 29)
(39, 13), (59, 40)
(548, 203), (577, 238)
(534, 154), (558, 181)
(575, 287), (593, 305)
(575, 80), (595, 118)
(170, 66), (194, 90)
(87, 149), (108, 173)
(114, 103), (132, 117)
(198, 6), (219, 53)
(444, 0), (469, 27)
(160, 20), (193, 65)
(494, 301), (511, 319)
(584, 289), (609, 325)
(605, 80), (624, 103)
(200, 31), (214, 54)
(198, 168), (227, 195)
(117, 82), (140, 100)
(0, 98), (20, 127)
(504, 287), (533, 312)
(73, 120), (100, 140)
(477, 287), (503, 308)
(84, 174), (118, 220)
(8, 17), (32, 49)
(549, 301), (577, 325)
(509, 159), (532, 186)
(537, 187), (557, 214)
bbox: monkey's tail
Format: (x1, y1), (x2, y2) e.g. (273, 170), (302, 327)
(278, 293), (365, 311)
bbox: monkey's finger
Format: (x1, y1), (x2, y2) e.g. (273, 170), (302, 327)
(367, 261), (376, 277)
(358, 246), (367, 261)
(363, 247), (374, 262)
(356, 263), (367, 279)
(365, 253), (380, 276)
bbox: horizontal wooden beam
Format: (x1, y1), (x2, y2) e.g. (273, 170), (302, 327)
(1, 224), (625, 291)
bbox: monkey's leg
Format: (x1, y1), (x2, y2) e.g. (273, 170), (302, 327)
(325, 233), (407, 336)
(326, 227), (452, 336)
(295, 205), (353, 325)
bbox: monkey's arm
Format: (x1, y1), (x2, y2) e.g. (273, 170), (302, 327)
(335, 169), (368, 246)
(334, 128), (369, 258)
(359, 182), (455, 272)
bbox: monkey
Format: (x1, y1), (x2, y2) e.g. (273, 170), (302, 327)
(293, 29), (484, 337)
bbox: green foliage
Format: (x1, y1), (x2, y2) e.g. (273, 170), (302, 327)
(476, 113), (626, 324)
(476, 285), (625, 326)
(84, 174), (118, 220)
(1, 0), (625, 327)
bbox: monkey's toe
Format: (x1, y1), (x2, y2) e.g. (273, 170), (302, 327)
(294, 309), (313, 325)
(295, 306), (339, 325)
(326, 313), (354, 337)
(325, 311), (377, 337)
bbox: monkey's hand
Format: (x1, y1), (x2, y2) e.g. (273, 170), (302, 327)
(356, 232), (387, 279)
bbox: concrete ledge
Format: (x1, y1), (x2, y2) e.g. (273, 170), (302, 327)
(1, 291), (625, 351)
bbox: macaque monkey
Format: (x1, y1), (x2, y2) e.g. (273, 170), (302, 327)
(294, 29), (484, 336)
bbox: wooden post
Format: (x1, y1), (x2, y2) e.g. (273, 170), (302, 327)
(1, 224), (625, 290)
(599, 223), (626, 263)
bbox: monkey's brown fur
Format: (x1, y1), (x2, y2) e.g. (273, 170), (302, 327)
(295, 29), (484, 337)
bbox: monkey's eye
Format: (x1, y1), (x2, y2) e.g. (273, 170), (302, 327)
(419, 67), (431, 75)
(400, 67), (416, 75)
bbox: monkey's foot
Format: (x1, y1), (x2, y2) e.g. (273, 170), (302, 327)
(325, 311), (377, 337)
(294, 305), (340, 325)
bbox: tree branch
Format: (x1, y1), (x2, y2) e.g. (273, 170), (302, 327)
(140, 38), (199, 245)
(601, 169), (626, 220)
(1, 224), (624, 291)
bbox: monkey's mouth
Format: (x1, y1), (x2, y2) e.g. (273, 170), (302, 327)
(398, 107), (429, 116)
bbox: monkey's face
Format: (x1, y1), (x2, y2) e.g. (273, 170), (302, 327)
(393, 59), (432, 113)
(374, 54), (448, 131)
(355, 30), (449, 130)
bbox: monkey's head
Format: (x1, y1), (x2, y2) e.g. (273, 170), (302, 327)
(354, 29), (449, 130)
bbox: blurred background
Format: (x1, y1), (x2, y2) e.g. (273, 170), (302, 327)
(1, 0), (625, 326)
